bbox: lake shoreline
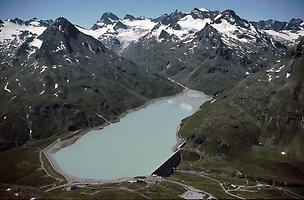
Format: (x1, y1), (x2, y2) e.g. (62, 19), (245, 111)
(44, 89), (209, 184)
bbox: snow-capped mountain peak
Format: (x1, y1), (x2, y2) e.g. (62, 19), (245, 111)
(99, 12), (119, 23)
(198, 8), (209, 12)
(76, 12), (157, 52)
(74, 9), (304, 55)
(7, 18), (24, 25)
(91, 12), (120, 30)
(123, 14), (136, 21)
(153, 9), (185, 25)
(0, 17), (49, 61)
(251, 18), (304, 42)
(1, 8), (304, 59)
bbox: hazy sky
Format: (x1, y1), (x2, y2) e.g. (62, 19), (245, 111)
(0, 0), (303, 29)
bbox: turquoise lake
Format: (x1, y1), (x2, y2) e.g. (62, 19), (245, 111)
(53, 90), (209, 181)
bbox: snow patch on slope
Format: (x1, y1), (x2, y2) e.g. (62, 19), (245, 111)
(198, 8), (209, 12)
(4, 82), (11, 93)
(177, 15), (210, 32)
(29, 38), (43, 49)
(211, 19), (258, 45)
(77, 18), (156, 50)
(263, 29), (304, 42)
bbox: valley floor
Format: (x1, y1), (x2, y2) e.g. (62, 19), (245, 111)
(1, 135), (304, 199)
(1, 77), (303, 199)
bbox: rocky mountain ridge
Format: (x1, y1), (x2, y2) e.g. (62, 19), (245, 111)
(74, 8), (303, 94)
(0, 8), (304, 149)
(0, 17), (180, 150)
(178, 38), (304, 182)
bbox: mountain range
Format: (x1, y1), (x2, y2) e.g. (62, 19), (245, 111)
(1, 8), (303, 96)
(1, 7), (304, 150)
(0, 17), (181, 150)
(0, 6), (304, 199)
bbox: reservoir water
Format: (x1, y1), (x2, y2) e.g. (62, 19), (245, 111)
(53, 90), (209, 181)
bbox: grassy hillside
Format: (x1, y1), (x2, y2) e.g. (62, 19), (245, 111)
(178, 39), (304, 183)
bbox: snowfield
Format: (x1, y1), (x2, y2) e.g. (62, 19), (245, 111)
(1, 8), (304, 58)
(76, 18), (157, 50)
(0, 21), (46, 42)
